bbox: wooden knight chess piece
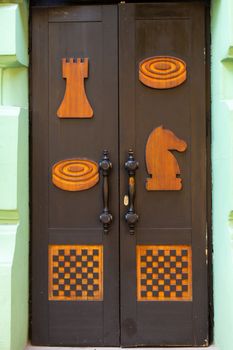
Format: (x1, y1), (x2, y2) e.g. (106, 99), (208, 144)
(146, 125), (187, 191)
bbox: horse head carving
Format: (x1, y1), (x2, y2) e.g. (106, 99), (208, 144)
(146, 126), (187, 191)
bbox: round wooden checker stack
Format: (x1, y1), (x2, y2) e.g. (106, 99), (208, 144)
(139, 56), (187, 89)
(52, 159), (99, 191)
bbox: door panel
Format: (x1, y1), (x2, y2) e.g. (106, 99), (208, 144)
(119, 3), (208, 346)
(31, 5), (119, 346)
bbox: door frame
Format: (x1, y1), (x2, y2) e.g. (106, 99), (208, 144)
(29, 0), (213, 344)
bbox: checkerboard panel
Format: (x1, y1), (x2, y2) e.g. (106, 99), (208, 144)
(137, 245), (192, 301)
(49, 245), (103, 301)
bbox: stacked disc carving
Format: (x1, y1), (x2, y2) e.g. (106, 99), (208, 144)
(139, 56), (187, 89)
(52, 159), (99, 191)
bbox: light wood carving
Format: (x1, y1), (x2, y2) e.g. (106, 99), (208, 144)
(137, 245), (192, 301)
(57, 58), (93, 118)
(145, 126), (187, 191)
(52, 159), (99, 191)
(139, 56), (187, 89)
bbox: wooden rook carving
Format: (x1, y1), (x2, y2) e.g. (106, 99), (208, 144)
(146, 126), (187, 191)
(139, 56), (187, 89)
(52, 159), (99, 191)
(57, 58), (93, 118)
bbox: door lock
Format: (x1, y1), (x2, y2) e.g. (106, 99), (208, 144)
(124, 195), (129, 206)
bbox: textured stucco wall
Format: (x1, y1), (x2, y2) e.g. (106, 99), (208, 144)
(0, 2), (29, 350)
(211, 0), (233, 350)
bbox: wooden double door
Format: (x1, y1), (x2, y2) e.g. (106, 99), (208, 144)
(31, 2), (209, 347)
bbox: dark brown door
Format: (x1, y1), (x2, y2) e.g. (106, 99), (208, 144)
(31, 2), (209, 347)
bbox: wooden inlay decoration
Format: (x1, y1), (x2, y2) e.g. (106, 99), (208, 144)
(139, 56), (187, 89)
(145, 126), (187, 191)
(57, 58), (93, 118)
(49, 245), (103, 301)
(137, 245), (192, 301)
(52, 159), (99, 191)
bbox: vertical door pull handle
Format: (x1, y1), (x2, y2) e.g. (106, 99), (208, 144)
(99, 150), (113, 233)
(124, 149), (139, 234)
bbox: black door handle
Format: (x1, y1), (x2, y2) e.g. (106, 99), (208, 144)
(124, 149), (139, 234)
(99, 150), (112, 233)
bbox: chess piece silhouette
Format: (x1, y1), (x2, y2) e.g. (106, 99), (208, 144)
(146, 125), (187, 190)
(57, 58), (93, 118)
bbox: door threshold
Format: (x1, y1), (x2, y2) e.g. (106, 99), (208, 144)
(26, 344), (217, 350)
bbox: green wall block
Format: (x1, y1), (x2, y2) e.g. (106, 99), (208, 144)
(221, 62), (233, 100)
(0, 1), (23, 3)
(0, 223), (29, 350)
(11, 222), (28, 350)
(0, 224), (18, 350)
(0, 69), (2, 105)
(0, 4), (28, 67)
(13, 106), (29, 350)
(0, 107), (21, 213)
(2, 68), (28, 108)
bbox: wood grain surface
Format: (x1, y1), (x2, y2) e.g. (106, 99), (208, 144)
(139, 56), (187, 89)
(52, 159), (99, 191)
(57, 58), (93, 118)
(146, 126), (187, 191)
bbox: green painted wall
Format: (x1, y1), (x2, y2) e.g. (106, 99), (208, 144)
(211, 0), (233, 350)
(0, 2), (29, 350)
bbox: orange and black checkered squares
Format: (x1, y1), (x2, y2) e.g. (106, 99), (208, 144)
(49, 245), (103, 301)
(137, 245), (192, 301)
